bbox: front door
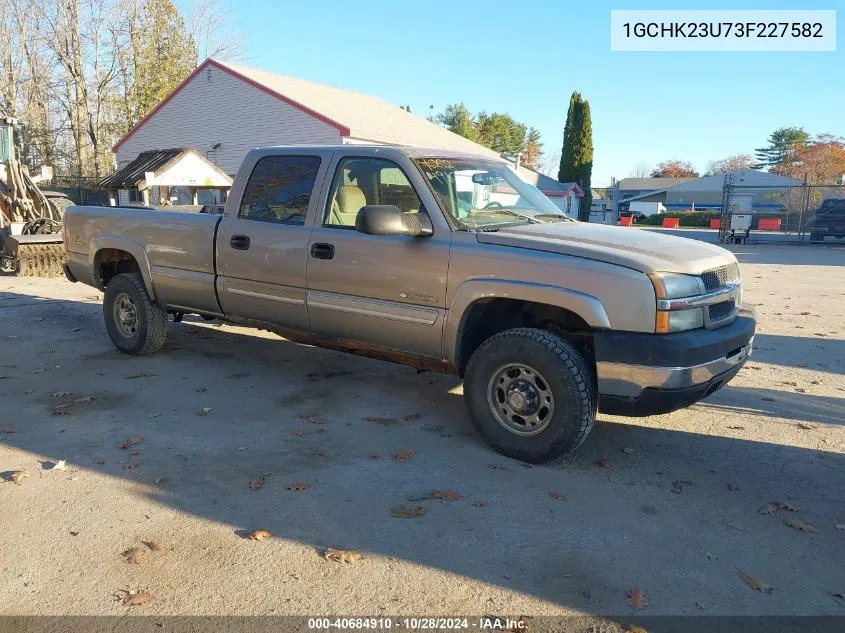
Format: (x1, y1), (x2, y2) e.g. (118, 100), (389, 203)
(217, 152), (328, 331)
(306, 155), (451, 359)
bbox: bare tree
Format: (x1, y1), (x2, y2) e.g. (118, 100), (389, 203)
(628, 161), (651, 178)
(188, 0), (245, 61)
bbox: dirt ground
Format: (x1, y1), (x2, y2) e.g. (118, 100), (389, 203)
(0, 243), (843, 620)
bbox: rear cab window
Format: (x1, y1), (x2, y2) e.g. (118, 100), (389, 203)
(238, 155), (322, 225)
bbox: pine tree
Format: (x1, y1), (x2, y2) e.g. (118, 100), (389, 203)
(558, 92), (593, 221)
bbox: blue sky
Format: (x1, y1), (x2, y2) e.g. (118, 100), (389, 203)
(211, 0), (842, 185)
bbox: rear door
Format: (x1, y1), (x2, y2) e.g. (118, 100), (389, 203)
(216, 149), (331, 331)
(305, 151), (451, 359)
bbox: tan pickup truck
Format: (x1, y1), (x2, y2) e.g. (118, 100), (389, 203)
(63, 145), (755, 462)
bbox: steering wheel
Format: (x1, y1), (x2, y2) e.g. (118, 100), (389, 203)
(483, 201), (503, 209)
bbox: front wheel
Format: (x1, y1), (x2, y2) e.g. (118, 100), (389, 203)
(464, 328), (596, 463)
(103, 272), (167, 354)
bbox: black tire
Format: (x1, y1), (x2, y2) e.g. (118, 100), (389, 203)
(103, 272), (167, 355)
(464, 328), (596, 463)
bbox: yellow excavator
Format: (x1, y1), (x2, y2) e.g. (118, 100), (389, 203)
(1, 105), (73, 277)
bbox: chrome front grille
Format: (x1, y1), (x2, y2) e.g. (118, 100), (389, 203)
(708, 300), (735, 322)
(701, 262), (740, 291)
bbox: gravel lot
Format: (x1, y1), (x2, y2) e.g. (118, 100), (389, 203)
(0, 243), (843, 620)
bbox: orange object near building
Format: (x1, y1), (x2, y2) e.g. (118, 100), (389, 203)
(619, 216), (633, 226)
(662, 217), (680, 228)
(709, 219), (721, 229)
(758, 218), (781, 231)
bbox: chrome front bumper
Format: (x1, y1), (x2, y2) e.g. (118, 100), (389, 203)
(597, 338), (753, 398)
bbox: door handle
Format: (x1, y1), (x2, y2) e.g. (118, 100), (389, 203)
(310, 243), (335, 260)
(230, 235), (250, 250)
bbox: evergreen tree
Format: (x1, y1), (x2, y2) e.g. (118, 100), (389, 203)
(558, 92), (593, 221)
(754, 127), (810, 168)
(130, 0), (198, 124)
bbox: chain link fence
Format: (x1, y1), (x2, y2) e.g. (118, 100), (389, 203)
(719, 176), (845, 243)
(48, 174), (110, 206)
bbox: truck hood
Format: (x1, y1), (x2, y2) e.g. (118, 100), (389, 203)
(475, 222), (734, 274)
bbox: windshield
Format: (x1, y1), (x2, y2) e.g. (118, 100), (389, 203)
(415, 157), (575, 230)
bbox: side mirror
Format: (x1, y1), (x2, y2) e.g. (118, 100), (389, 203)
(355, 205), (433, 237)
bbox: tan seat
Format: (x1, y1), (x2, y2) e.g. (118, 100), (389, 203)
(329, 185), (367, 226)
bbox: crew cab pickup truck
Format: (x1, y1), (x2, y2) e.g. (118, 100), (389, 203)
(63, 145), (755, 463)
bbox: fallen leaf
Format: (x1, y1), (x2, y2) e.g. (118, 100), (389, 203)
(622, 447), (634, 454)
(52, 395), (95, 415)
(121, 547), (146, 565)
(799, 311), (812, 315)
(323, 548), (364, 564)
(762, 397), (775, 402)
(142, 541), (163, 552)
(727, 483), (739, 491)
(393, 449), (416, 463)
(671, 480), (692, 494)
(51, 391), (72, 397)
(196, 407), (212, 416)
(781, 381), (798, 387)
(784, 519), (818, 533)
(738, 570), (774, 594)
(796, 422), (819, 430)
(123, 460), (141, 470)
(488, 463), (507, 471)
(432, 489), (461, 501)
(727, 425), (745, 430)
(391, 505), (427, 518)
(9, 470), (30, 485)
(194, 387), (207, 393)
(313, 449), (328, 457)
(153, 476), (167, 485)
(695, 601), (705, 610)
(472, 501), (489, 507)
(403, 413), (422, 421)
(300, 414), (323, 424)
(774, 501), (799, 512)
(286, 482), (310, 491)
(292, 428), (314, 437)
(126, 372), (156, 379)
(829, 591), (845, 603)
(549, 491), (567, 501)
(69, 531), (79, 536)
(598, 458), (612, 469)
(49, 460), (68, 471)
(368, 453), (381, 460)
(249, 476), (266, 490)
(146, 413), (161, 419)
(364, 416), (399, 426)
(117, 436), (143, 450)
(626, 587), (648, 610)
(246, 529), (272, 541)
(120, 591), (155, 606)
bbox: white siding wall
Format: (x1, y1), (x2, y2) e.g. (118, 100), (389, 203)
(116, 65), (343, 175)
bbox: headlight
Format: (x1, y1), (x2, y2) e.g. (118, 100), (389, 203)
(649, 272), (706, 333)
(648, 272), (705, 299)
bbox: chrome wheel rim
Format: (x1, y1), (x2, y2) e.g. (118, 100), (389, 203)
(487, 363), (554, 436)
(113, 292), (139, 338)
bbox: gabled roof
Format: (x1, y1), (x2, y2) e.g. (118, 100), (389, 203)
(113, 58), (500, 159)
(513, 164), (584, 196)
(618, 177), (698, 191)
(669, 168), (801, 190)
(100, 148), (231, 188)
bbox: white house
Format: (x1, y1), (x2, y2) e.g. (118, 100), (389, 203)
(112, 58), (502, 177)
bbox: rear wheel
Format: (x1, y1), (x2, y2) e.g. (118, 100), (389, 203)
(464, 328), (596, 463)
(103, 272), (167, 354)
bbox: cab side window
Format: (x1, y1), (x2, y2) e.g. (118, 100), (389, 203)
(324, 157), (422, 228)
(239, 155), (321, 225)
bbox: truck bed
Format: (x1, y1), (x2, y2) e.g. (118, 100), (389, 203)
(64, 205), (222, 315)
